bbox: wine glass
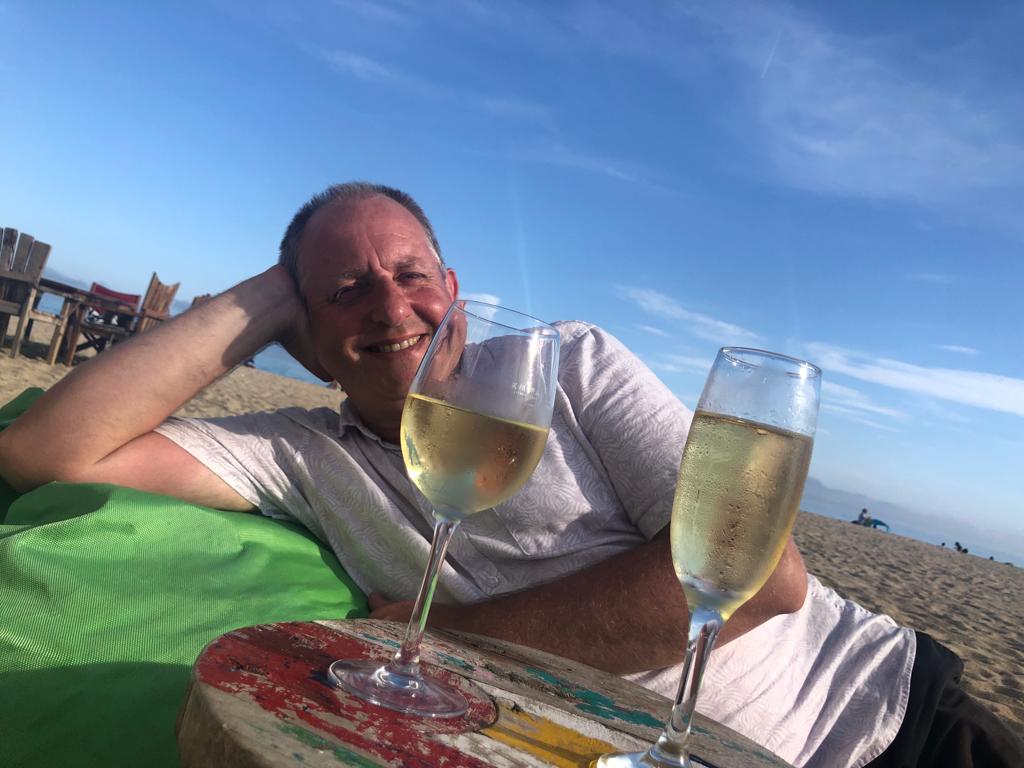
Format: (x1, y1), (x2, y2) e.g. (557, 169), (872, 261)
(598, 348), (820, 767)
(328, 300), (561, 718)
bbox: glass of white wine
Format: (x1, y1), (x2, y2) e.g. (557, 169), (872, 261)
(598, 347), (820, 768)
(328, 300), (560, 718)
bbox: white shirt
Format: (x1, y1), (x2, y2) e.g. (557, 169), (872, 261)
(157, 321), (913, 767)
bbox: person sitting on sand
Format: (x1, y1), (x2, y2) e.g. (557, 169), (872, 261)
(0, 182), (1019, 768)
(857, 507), (872, 525)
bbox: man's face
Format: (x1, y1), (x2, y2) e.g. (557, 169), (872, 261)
(297, 195), (458, 413)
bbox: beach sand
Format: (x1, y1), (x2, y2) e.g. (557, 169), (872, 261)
(793, 512), (1023, 730)
(1, 346), (1021, 733)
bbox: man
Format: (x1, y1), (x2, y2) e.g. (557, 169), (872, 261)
(0, 183), (1018, 767)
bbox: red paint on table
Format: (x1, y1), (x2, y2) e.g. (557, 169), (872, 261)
(194, 622), (498, 767)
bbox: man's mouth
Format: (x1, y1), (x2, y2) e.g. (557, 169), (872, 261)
(365, 334), (426, 354)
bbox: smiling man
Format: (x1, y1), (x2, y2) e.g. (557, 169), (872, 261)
(0, 182), (1018, 768)
(284, 187), (458, 444)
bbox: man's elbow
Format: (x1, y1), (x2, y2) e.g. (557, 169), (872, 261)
(773, 538), (809, 613)
(0, 431), (77, 493)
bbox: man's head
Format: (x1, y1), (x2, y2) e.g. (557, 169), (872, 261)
(279, 182), (444, 283)
(280, 183), (458, 438)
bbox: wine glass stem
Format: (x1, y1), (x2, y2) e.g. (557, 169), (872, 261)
(387, 517), (459, 678)
(649, 606), (724, 767)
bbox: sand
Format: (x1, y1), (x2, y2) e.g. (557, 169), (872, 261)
(793, 512), (1023, 729)
(1, 345), (1021, 733)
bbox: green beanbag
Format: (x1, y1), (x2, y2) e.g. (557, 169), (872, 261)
(0, 390), (368, 767)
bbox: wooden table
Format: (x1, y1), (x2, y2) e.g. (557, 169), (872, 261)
(36, 277), (137, 365)
(177, 620), (793, 768)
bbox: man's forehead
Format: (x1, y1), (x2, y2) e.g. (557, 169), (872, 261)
(300, 195), (436, 269)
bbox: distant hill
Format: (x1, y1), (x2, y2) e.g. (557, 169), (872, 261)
(801, 476), (1021, 564)
(41, 267), (89, 290)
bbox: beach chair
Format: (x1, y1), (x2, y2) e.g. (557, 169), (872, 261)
(76, 283), (142, 354)
(133, 272), (180, 335)
(0, 227), (67, 363)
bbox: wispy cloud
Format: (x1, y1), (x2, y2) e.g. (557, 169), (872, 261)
(316, 48), (445, 95)
(566, 2), (1024, 225)
(619, 287), (761, 344)
(402, 0), (571, 53)
(461, 291), (501, 306)
(808, 343), (1024, 418)
(332, 0), (414, 26)
(936, 344), (978, 356)
(918, 399), (972, 425)
(908, 272), (956, 285)
(520, 144), (646, 184)
(693, 3), (1024, 207)
(822, 381), (907, 420)
(481, 98), (551, 127)
(650, 353), (714, 375)
(636, 324), (669, 337)
(313, 47), (550, 127)
(827, 410), (901, 433)
(308, 7), (666, 188)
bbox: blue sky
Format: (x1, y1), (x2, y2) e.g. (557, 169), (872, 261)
(2, 1), (1022, 560)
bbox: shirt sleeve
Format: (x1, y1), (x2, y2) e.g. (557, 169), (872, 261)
(555, 322), (693, 539)
(154, 409), (326, 524)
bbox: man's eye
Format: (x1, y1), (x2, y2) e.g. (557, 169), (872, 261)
(329, 286), (357, 303)
(400, 272), (428, 281)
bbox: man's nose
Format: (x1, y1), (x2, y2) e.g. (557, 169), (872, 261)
(368, 278), (412, 326)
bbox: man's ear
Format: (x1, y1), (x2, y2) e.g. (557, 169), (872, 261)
(445, 267), (459, 301)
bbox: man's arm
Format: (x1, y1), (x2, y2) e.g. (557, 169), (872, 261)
(0, 266), (317, 510)
(371, 528), (808, 675)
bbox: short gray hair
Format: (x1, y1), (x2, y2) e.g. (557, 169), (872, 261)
(278, 181), (443, 283)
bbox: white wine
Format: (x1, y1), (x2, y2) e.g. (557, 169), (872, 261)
(401, 393), (549, 519)
(671, 410), (813, 620)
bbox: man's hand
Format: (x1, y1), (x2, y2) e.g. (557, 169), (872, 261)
(368, 592), (461, 626)
(367, 592), (414, 622)
(278, 281), (333, 383)
(362, 531), (807, 676)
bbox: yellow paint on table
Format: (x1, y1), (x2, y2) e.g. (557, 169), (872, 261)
(482, 703), (619, 767)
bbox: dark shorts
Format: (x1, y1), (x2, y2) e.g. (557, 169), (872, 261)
(865, 632), (1023, 768)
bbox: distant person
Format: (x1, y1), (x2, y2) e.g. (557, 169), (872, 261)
(0, 181), (1019, 767)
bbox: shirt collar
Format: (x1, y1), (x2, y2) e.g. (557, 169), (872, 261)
(338, 398), (400, 450)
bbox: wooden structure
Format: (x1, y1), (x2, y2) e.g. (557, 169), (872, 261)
(0, 227), (68, 364)
(135, 272), (180, 334)
(76, 283), (142, 354)
(178, 619), (794, 768)
(73, 272), (180, 356)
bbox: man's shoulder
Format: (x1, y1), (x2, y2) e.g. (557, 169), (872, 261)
(274, 405), (343, 427)
(551, 320), (638, 369)
(163, 405), (343, 442)
(551, 320), (610, 353)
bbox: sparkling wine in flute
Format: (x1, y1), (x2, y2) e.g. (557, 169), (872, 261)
(671, 411), (813, 621)
(402, 393), (549, 519)
(597, 347), (819, 768)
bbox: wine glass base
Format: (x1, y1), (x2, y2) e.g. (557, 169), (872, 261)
(594, 750), (712, 768)
(328, 659), (469, 719)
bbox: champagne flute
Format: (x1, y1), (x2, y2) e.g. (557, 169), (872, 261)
(598, 348), (820, 767)
(328, 300), (560, 718)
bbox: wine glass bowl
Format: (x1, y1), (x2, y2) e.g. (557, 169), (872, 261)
(328, 300), (560, 717)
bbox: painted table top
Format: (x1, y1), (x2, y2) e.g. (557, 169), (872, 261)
(177, 619), (793, 768)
